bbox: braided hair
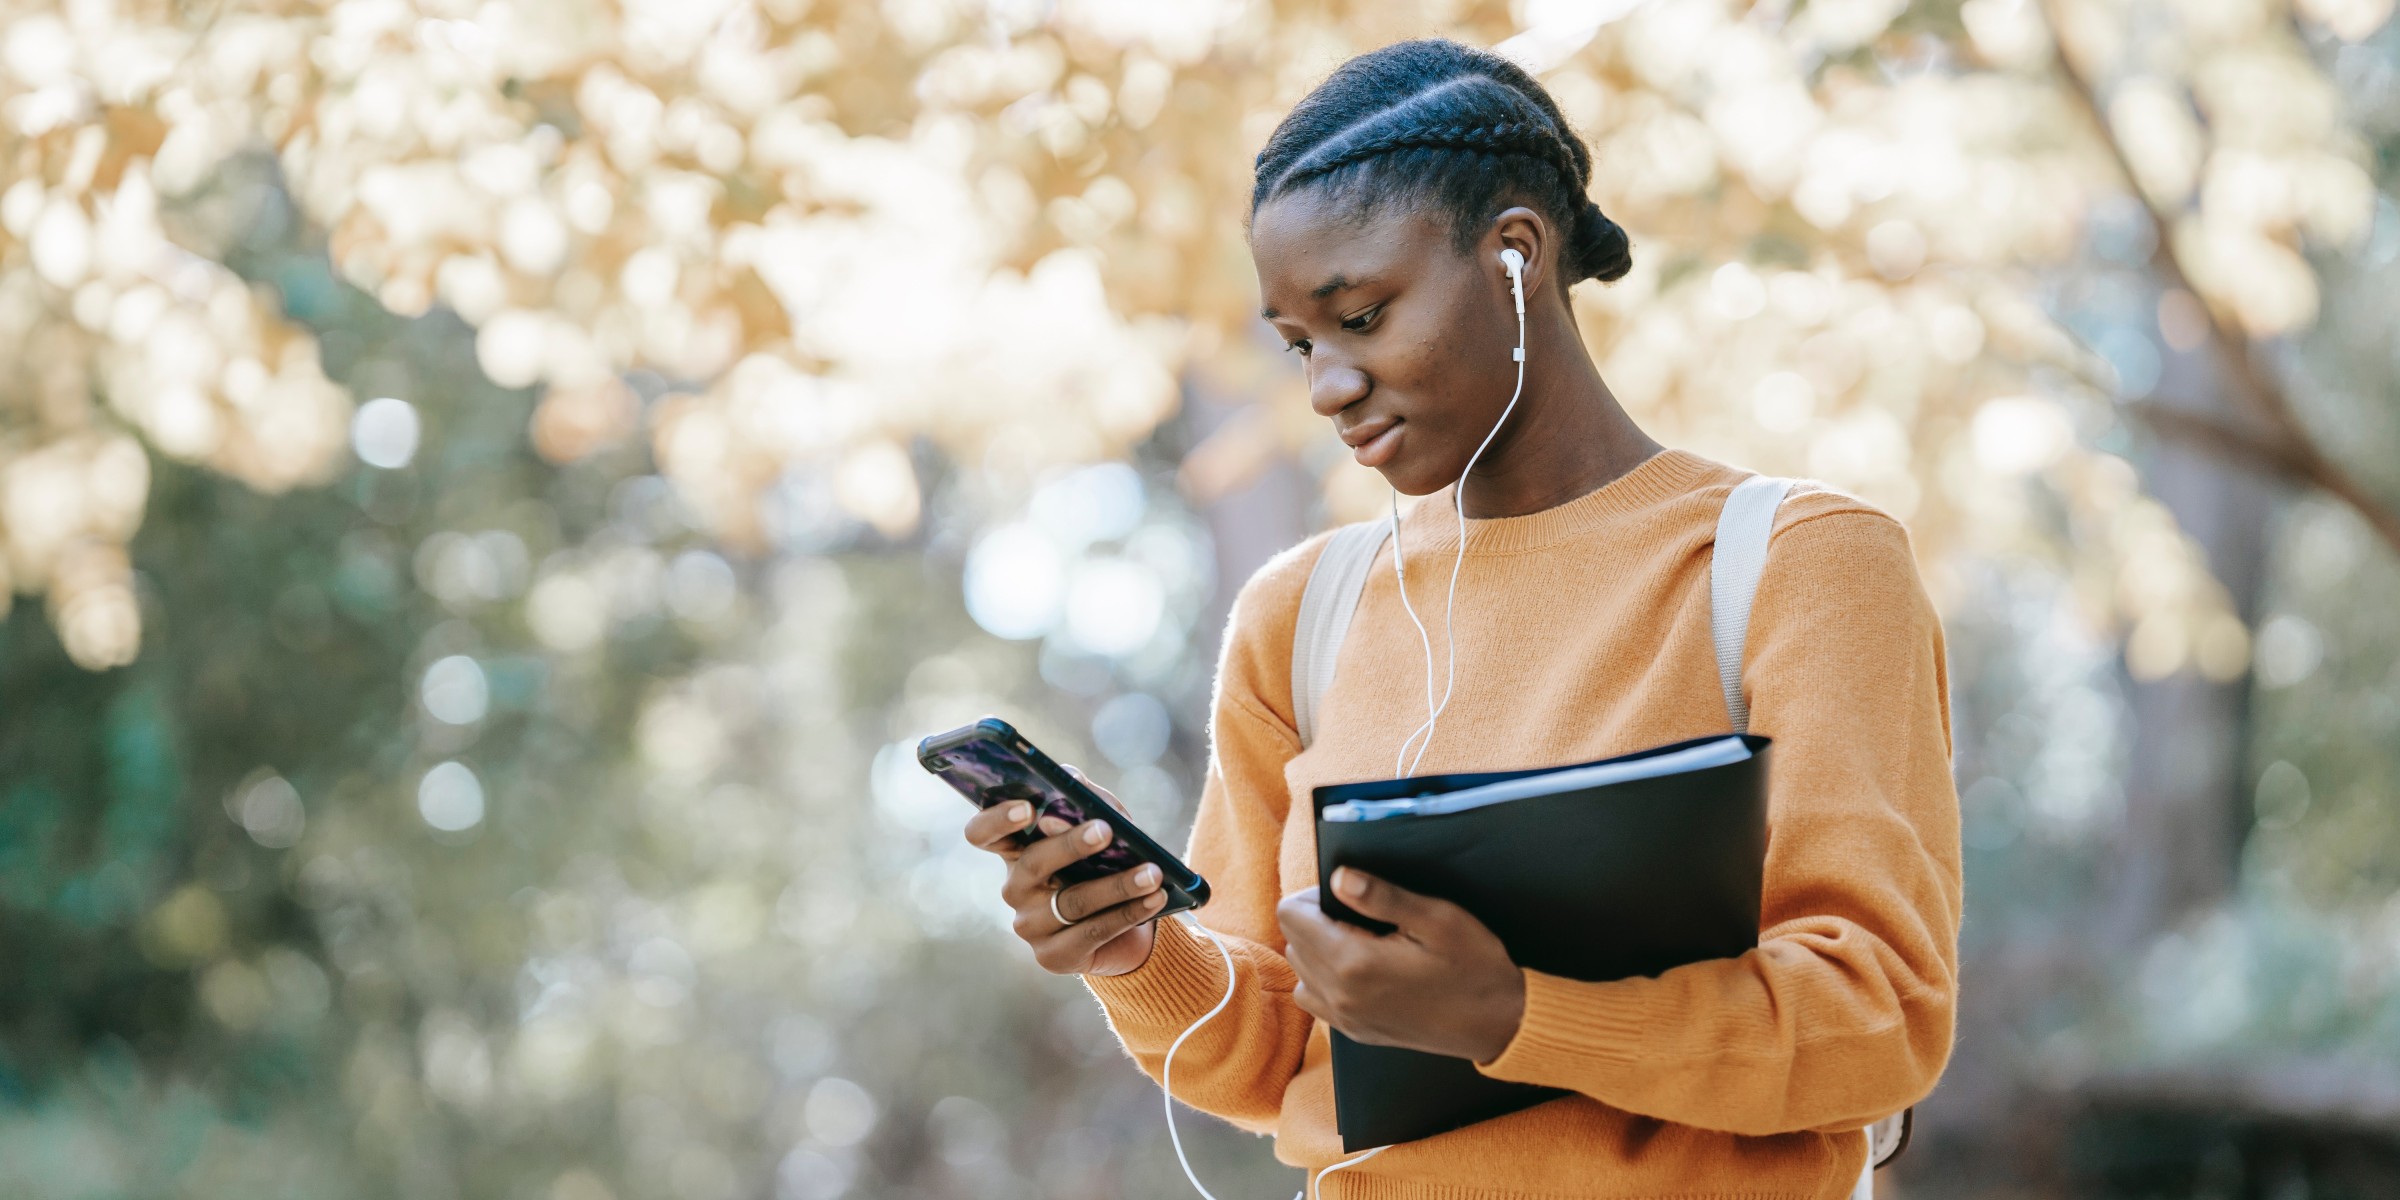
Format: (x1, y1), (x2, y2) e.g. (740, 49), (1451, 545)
(1250, 39), (1631, 287)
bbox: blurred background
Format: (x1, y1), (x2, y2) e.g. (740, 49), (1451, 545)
(2, 0), (2397, 1197)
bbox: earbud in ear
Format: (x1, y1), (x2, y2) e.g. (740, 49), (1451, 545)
(1499, 248), (1526, 315)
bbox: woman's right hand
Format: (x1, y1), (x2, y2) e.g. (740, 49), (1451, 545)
(963, 767), (1164, 977)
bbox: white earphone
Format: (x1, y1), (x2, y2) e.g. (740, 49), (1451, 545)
(1162, 246), (1532, 1200)
(1388, 246), (1529, 777)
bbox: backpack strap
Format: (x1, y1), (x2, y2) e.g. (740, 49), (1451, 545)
(1709, 475), (1796, 734)
(1291, 517), (1395, 749)
(1714, 477), (1916, 1174)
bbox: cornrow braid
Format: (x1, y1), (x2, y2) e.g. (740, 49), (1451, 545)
(1278, 120), (1582, 198)
(1250, 39), (1631, 287)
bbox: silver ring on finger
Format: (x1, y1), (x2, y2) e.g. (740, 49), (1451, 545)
(1048, 885), (1079, 928)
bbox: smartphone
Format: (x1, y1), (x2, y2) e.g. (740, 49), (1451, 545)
(918, 716), (1210, 919)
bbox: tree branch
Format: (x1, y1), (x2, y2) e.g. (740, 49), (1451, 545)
(2122, 400), (2309, 479)
(2032, 0), (2400, 558)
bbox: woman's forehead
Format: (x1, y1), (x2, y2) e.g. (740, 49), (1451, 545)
(1252, 193), (1452, 311)
(1253, 188), (1446, 253)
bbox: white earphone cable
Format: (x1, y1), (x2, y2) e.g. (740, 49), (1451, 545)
(1393, 257), (1528, 777)
(1160, 916), (1240, 1200)
(1386, 490), (1439, 778)
(1311, 1145), (1389, 1198)
(1167, 916), (1389, 1200)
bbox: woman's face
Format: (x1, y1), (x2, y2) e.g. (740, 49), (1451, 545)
(1251, 189), (1531, 496)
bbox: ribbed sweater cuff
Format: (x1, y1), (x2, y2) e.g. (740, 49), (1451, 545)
(1081, 917), (1233, 1041)
(1473, 968), (1644, 1088)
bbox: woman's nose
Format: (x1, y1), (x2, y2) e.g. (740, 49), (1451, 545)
(1308, 361), (1369, 418)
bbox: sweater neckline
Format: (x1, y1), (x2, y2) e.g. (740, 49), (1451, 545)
(1393, 448), (1715, 556)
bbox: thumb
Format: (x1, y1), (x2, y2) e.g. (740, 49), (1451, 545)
(1331, 867), (1441, 930)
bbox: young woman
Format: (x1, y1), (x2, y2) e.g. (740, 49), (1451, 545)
(963, 38), (1962, 1200)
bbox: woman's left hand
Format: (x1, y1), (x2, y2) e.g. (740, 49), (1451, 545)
(1276, 867), (1527, 1064)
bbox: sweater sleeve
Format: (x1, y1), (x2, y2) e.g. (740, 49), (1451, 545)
(1472, 505), (1963, 1137)
(1080, 538), (1324, 1135)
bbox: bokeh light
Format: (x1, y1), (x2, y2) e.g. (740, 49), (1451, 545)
(352, 396), (423, 469)
(963, 523), (1065, 640)
(418, 760), (487, 832)
(420, 655), (490, 725)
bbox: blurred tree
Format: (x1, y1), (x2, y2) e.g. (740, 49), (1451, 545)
(12, 0), (2362, 659)
(1, 1), (2396, 1198)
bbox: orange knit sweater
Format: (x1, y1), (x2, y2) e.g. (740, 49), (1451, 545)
(1084, 449), (1962, 1199)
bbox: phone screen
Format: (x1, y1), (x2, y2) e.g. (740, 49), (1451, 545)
(924, 733), (1147, 880)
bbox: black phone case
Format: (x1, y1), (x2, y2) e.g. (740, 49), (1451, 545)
(919, 717), (1211, 919)
(1310, 733), (1771, 1151)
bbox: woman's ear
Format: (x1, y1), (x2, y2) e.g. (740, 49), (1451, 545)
(1488, 206), (1550, 304)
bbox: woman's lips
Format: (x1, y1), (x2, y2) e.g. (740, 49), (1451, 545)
(1350, 419), (1404, 468)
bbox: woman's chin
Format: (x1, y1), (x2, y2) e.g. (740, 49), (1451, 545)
(1351, 428), (1464, 496)
(1373, 461), (1454, 499)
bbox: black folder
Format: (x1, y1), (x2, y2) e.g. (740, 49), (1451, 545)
(1310, 733), (1772, 1151)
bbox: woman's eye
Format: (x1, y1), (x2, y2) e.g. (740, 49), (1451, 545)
(1285, 339), (1312, 356)
(1341, 306), (1381, 332)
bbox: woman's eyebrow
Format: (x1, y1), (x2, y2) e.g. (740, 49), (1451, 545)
(1260, 273), (1374, 321)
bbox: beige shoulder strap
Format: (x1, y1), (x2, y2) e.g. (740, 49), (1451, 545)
(1710, 474), (1795, 733)
(1290, 518), (1394, 749)
(1715, 476), (1915, 1175)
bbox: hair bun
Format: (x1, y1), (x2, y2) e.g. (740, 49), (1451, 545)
(1569, 199), (1632, 284)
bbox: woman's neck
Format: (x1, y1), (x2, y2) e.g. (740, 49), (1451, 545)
(1456, 301), (1662, 520)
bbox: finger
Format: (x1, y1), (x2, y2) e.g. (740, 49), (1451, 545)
(1053, 863), (1163, 925)
(1008, 817), (1117, 895)
(1329, 867), (1448, 933)
(1277, 887), (1329, 937)
(964, 800), (1036, 854)
(1037, 815), (1072, 836)
(1045, 888), (1166, 959)
(1291, 980), (1331, 1025)
(1276, 889), (1343, 961)
(1284, 887), (1404, 998)
(1061, 763), (1128, 815)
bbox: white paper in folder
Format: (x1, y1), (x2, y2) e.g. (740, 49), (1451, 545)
(1320, 735), (1754, 823)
